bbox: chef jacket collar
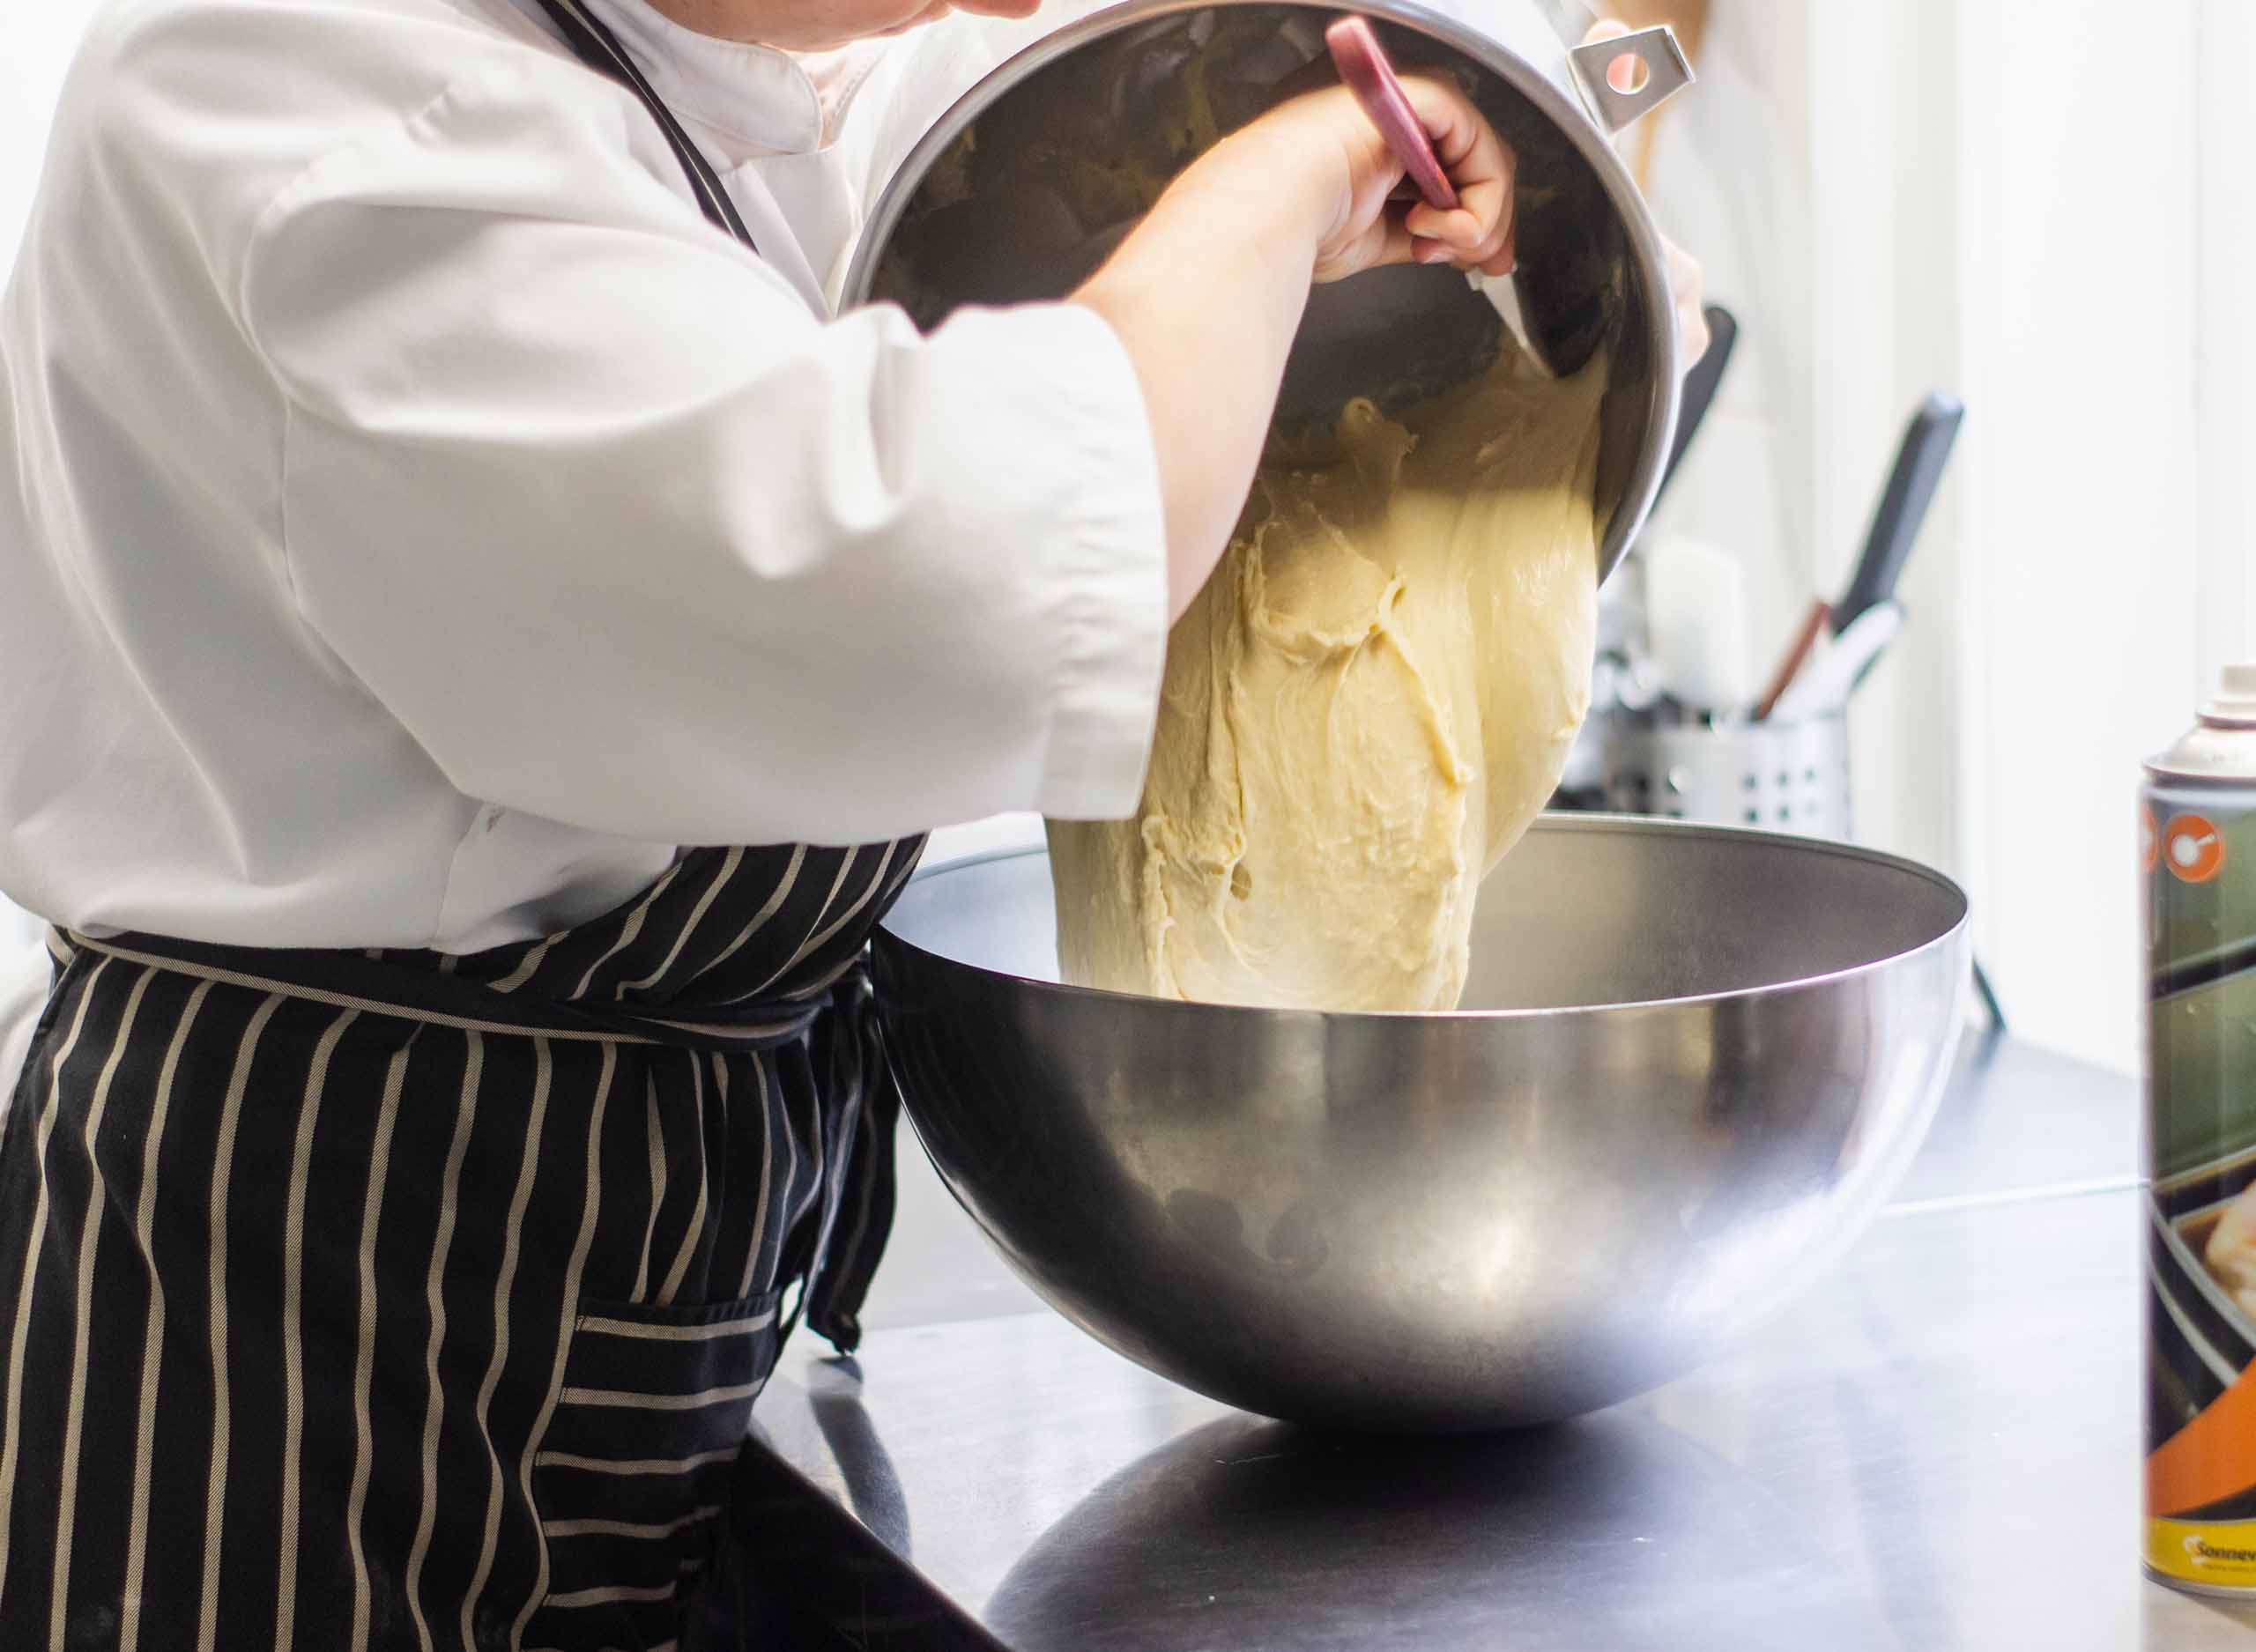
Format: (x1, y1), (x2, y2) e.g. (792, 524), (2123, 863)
(509, 0), (886, 158)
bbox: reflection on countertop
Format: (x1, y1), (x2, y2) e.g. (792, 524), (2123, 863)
(736, 1032), (2256, 1650)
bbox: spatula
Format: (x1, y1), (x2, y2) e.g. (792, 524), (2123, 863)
(1324, 17), (1459, 225)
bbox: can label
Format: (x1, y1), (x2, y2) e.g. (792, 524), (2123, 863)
(2145, 771), (2256, 1591)
(2148, 1518), (2256, 1589)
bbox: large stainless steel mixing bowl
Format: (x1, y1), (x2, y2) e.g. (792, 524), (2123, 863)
(873, 817), (1970, 1431)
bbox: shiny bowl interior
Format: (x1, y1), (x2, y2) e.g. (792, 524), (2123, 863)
(842, 0), (1680, 580)
(874, 816), (1970, 1431)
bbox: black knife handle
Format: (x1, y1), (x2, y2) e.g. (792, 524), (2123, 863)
(1658, 304), (1737, 504)
(1834, 391), (1964, 634)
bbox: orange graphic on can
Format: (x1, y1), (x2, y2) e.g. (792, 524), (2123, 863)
(2163, 814), (2227, 885)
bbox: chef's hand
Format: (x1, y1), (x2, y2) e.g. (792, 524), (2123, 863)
(1074, 75), (1519, 623)
(1225, 77), (1519, 284)
(1582, 16), (1709, 363)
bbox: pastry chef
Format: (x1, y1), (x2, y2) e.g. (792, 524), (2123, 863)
(0, 0), (1696, 1644)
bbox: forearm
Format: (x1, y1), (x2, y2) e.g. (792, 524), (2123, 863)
(1073, 136), (1330, 621)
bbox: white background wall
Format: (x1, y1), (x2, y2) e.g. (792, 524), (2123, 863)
(1644, 0), (2252, 1076)
(1849, 0), (2251, 1076)
(2, 9), (85, 253)
(1943, 0), (2212, 1076)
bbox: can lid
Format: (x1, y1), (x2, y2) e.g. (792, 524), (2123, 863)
(2204, 662), (2256, 727)
(2152, 663), (2256, 779)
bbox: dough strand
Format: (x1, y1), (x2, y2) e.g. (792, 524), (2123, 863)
(1050, 337), (1607, 1011)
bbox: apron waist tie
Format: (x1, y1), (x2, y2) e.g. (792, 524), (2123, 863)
(48, 926), (899, 1354)
(793, 965), (898, 1355)
(50, 926), (826, 1052)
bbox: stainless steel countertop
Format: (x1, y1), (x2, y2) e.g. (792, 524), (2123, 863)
(739, 1033), (2256, 1649)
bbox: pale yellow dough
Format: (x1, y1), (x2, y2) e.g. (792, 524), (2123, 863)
(1048, 343), (1607, 1011)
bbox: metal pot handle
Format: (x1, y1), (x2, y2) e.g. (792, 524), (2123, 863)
(1567, 25), (1694, 133)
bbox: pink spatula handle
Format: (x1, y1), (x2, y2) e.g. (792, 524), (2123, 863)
(1324, 16), (1458, 211)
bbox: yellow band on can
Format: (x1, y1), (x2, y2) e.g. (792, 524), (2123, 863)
(2148, 1518), (2256, 1590)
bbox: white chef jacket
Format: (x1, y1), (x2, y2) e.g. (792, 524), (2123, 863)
(0, 0), (1167, 963)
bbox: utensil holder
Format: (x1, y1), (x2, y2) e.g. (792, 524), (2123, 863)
(1603, 715), (1852, 839)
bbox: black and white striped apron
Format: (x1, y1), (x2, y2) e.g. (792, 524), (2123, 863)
(0, 11), (929, 1647)
(0, 834), (923, 1651)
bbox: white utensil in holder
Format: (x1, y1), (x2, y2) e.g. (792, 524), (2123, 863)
(1602, 715), (1852, 839)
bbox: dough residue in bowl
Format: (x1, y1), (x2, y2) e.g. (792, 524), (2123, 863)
(1048, 339), (1607, 1011)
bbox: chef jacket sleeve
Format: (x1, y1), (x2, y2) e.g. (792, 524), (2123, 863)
(238, 65), (1167, 848)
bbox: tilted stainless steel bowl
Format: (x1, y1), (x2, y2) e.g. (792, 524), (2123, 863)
(839, 0), (1693, 582)
(873, 817), (1970, 1431)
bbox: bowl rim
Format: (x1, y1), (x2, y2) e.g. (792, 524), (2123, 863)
(877, 812), (1973, 1024)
